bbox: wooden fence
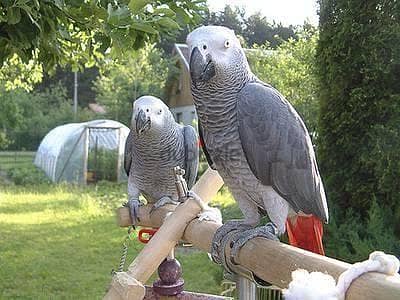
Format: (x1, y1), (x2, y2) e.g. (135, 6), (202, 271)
(0, 151), (35, 171)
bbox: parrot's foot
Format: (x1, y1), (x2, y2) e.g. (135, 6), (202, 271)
(198, 207), (222, 224)
(124, 198), (142, 226)
(151, 196), (179, 213)
(230, 222), (279, 265)
(211, 220), (253, 265)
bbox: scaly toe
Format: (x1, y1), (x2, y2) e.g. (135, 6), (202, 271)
(211, 221), (253, 264)
(124, 199), (141, 226)
(230, 222), (279, 265)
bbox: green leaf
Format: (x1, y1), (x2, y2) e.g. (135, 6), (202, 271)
(7, 7), (21, 25)
(107, 6), (131, 27)
(157, 17), (180, 31)
(128, 0), (150, 14)
(95, 33), (111, 53)
(153, 7), (176, 17)
(58, 28), (71, 41)
(54, 0), (65, 9)
(130, 22), (157, 34)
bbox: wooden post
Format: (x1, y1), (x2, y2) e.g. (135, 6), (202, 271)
(82, 127), (89, 184)
(104, 168), (224, 300)
(116, 127), (124, 182)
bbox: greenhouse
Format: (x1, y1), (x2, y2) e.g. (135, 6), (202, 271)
(34, 119), (130, 184)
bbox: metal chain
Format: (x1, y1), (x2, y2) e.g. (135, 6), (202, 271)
(111, 226), (135, 276)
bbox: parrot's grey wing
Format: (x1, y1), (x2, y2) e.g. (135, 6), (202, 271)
(198, 119), (216, 170)
(237, 82), (328, 222)
(124, 130), (134, 176)
(183, 125), (199, 189)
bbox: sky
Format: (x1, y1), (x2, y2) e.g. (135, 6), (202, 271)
(207, 0), (319, 26)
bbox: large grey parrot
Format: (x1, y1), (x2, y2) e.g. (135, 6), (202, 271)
(187, 26), (329, 270)
(124, 95), (199, 223)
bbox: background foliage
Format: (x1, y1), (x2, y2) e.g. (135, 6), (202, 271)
(94, 43), (176, 124)
(0, 0), (207, 70)
(317, 0), (400, 256)
(0, 83), (95, 150)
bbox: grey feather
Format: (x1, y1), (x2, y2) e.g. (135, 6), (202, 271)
(183, 125), (199, 188)
(124, 130), (133, 176)
(198, 119), (216, 170)
(237, 81), (329, 222)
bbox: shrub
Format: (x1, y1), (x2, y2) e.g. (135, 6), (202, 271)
(317, 1), (400, 234)
(7, 165), (51, 185)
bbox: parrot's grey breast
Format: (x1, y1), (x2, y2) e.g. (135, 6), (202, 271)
(193, 87), (266, 208)
(130, 125), (185, 202)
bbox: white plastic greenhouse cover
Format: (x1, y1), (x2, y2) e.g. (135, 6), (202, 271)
(34, 119), (130, 184)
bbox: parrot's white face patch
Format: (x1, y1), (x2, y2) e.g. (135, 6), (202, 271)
(132, 96), (172, 133)
(188, 26), (241, 59)
(187, 25), (246, 78)
(186, 25), (239, 50)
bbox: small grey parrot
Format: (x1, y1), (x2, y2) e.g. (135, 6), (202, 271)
(124, 95), (199, 224)
(187, 26), (329, 269)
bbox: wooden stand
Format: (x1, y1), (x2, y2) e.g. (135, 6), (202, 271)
(104, 168), (224, 300)
(106, 167), (400, 300)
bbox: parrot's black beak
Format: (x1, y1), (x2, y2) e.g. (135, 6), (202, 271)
(189, 47), (215, 83)
(135, 109), (151, 134)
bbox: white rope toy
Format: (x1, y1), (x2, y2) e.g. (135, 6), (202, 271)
(283, 251), (400, 300)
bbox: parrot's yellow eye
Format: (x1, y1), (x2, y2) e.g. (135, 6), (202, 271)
(224, 40), (230, 48)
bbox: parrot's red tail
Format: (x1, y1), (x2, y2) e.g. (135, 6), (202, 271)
(286, 215), (325, 255)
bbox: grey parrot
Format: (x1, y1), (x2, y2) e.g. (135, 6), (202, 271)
(186, 26), (329, 270)
(124, 95), (199, 224)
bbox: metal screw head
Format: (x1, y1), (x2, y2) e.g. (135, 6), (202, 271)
(174, 166), (185, 176)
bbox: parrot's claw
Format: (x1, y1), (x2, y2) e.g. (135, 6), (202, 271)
(150, 196), (179, 214)
(230, 222), (279, 265)
(198, 207), (223, 224)
(211, 220), (253, 264)
(124, 198), (141, 226)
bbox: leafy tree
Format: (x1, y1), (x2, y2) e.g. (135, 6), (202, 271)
(37, 66), (99, 108)
(0, 0), (207, 70)
(0, 86), (23, 148)
(0, 54), (42, 148)
(243, 13), (296, 48)
(0, 54), (42, 91)
(204, 5), (245, 38)
(94, 43), (174, 124)
(1, 83), (95, 150)
(248, 28), (319, 137)
(317, 0), (400, 237)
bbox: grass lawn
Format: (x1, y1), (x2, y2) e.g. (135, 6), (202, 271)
(0, 181), (237, 299)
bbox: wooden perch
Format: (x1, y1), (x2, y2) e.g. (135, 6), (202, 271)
(104, 168), (224, 300)
(108, 167), (400, 300)
(116, 202), (400, 300)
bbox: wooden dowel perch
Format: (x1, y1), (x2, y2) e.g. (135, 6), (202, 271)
(104, 168), (224, 300)
(106, 167), (400, 300)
